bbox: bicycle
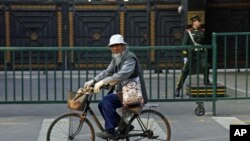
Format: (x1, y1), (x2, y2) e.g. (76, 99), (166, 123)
(46, 89), (171, 141)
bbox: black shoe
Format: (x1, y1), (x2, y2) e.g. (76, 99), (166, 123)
(96, 129), (116, 139)
(203, 81), (212, 85)
(119, 124), (134, 134)
(175, 88), (180, 97)
(203, 77), (212, 85)
(154, 69), (163, 73)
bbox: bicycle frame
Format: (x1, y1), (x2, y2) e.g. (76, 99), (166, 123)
(80, 94), (105, 132)
(77, 94), (144, 139)
(83, 96), (158, 137)
(48, 91), (171, 141)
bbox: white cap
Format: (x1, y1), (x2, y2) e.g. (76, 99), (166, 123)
(108, 34), (127, 47)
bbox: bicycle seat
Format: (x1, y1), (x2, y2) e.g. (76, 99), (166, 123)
(126, 103), (142, 114)
(145, 103), (159, 108)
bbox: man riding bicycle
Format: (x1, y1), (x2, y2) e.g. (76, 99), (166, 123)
(84, 34), (148, 139)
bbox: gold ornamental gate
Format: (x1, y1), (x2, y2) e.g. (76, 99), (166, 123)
(0, 1), (183, 70)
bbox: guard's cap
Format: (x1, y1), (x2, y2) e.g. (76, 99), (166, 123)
(190, 15), (201, 22)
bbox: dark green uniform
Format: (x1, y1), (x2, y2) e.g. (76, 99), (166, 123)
(176, 27), (210, 92)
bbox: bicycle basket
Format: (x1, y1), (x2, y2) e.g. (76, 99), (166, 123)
(67, 90), (89, 111)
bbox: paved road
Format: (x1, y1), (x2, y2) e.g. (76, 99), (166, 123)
(1, 100), (250, 141)
(0, 70), (249, 141)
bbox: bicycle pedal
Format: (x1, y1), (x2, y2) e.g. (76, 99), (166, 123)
(110, 135), (126, 140)
(107, 136), (119, 140)
(150, 135), (159, 139)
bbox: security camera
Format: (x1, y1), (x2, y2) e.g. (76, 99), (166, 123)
(178, 5), (183, 14)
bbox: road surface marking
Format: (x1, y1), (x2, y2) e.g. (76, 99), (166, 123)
(212, 117), (247, 130)
(37, 119), (55, 141)
(38, 117), (165, 141)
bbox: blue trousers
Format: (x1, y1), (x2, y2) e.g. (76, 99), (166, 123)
(98, 93), (123, 130)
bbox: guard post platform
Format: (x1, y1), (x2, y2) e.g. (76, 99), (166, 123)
(185, 83), (226, 116)
(186, 83), (226, 97)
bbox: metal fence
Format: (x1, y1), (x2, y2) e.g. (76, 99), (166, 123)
(211, 32), (250, 115)
(0, 32), (249, 116)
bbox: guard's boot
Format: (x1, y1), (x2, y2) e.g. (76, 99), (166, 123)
(175, 88), (181, 97)
(203, 78), (211, 85)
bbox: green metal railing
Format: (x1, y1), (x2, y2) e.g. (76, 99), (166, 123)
(211, 32), (250, 115)
(0, 32), (249, 116)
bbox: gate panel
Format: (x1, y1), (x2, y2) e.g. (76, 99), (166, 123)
(0, 5), (4, 66)
(125, 6), (148, 46)
(125, 5), (151, 66)
(155, 4), (183, 69)
(155, 5), (182, 46)
(73, 5), (120, 68)
(207, 4), (250, 68)
(9, 5), (59, 68)
(74, 5), (119, 47)
(0, 5), (4, 46)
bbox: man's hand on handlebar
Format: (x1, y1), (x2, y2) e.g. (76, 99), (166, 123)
(77, 87), (94, 95)
(84, 79), (95, 89)
(93, 81), (104, 93)
(83, 79), (111, 94)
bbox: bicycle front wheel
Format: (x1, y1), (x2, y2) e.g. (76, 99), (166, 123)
(126, 109), (171, 141)
(47, 113), (95, 141)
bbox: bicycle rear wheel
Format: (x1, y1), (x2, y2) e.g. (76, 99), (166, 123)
(126, 109), (171, 141)
(47, 113), (95, 141)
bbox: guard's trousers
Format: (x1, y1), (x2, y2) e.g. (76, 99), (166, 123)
(177, 51), (210, 89)
(98, 93), (123, 130)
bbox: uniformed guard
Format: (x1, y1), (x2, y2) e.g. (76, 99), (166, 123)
(175, 15), (211, 97)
